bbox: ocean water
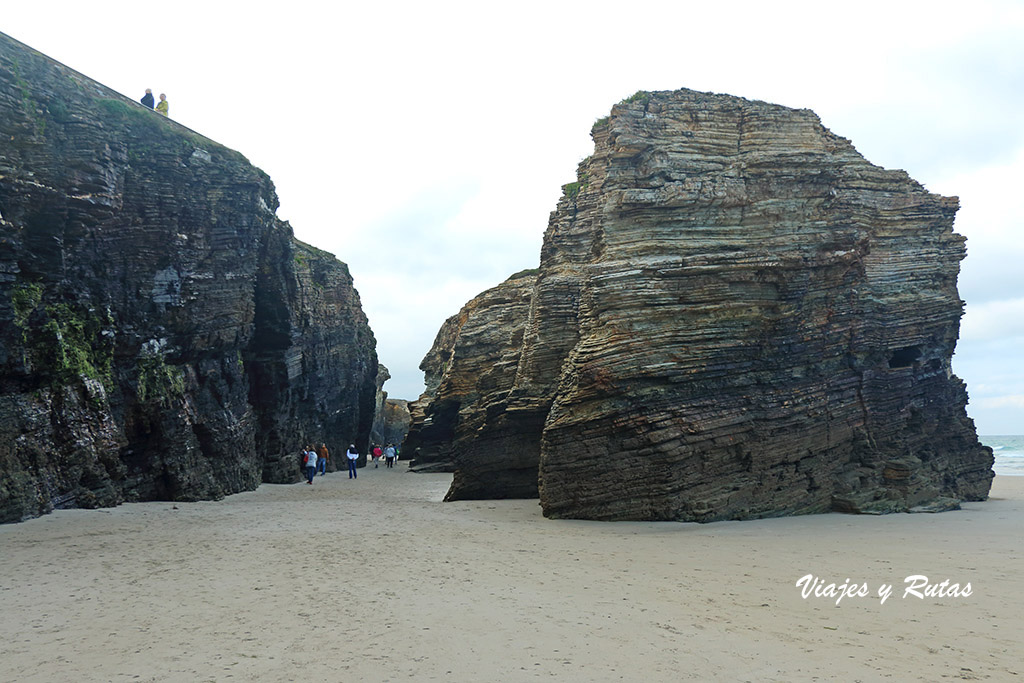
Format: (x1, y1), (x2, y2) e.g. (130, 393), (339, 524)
(981, 435), (1024, 476)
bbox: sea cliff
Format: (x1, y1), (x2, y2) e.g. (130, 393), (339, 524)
(0, 33), (378, 522)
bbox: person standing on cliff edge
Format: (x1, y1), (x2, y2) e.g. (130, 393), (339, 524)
(155, 93), (169, 117)
(140, 89), (154, 108)
(346, 445), (359, 479)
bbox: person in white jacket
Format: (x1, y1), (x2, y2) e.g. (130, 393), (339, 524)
(346, 445), (359, 479)
(303, 447), (317, 485)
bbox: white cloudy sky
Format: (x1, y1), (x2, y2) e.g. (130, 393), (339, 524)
(4, 0), (1022, 434)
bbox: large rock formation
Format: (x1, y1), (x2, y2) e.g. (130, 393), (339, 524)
(433, 88), (994, 520)
(374, 398), (411, 447)
(404, 269), (536, 487)
(369, 364), (412, 447)
(0, 33), (378, 522)
(403, 306), (469, 472)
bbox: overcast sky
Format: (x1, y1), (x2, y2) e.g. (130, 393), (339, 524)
(4, 0), (1022, 434)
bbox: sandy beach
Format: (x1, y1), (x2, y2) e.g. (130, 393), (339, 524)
(0, 467), (1019, 682)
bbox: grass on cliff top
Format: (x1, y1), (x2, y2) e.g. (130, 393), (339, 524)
(292, 239), (344, 292)
(98, 98), (170, 135)
(590, 91), (650, 133)
(507, 268), (539, 281)
(96, 98), (245, 164)
(620, 90), (651, 105)
(292, 238), (337, 262)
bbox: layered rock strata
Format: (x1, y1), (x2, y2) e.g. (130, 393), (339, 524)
(369, 364), (412, 447)
(438, 88), (993, 520)
(403, 316), (464, 473)
(0, 33), (378, 522)
(405, 269), (537, 490)
(374, 399), (411, 448)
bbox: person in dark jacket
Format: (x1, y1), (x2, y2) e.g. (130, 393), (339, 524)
(140, 89), (155, 108)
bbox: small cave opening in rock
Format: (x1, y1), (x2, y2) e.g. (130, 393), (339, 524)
(888, 345), (922, 369)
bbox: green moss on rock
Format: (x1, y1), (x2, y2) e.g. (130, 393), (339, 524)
(136, 352), (186, 405)
(136, 354), (186, 405)
(11, 282), (43, 329)
(33, 304), (114, 387)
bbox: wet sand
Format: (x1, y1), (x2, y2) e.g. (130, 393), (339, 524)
(1, 466), (1020, 682)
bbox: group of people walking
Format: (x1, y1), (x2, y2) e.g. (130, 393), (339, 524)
(300, 442), (397, 483)
(371, 444), (399, 468)
(140, 88), (169, 116)
(301, 443), (331, 484)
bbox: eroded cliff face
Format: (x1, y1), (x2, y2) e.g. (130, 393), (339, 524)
(369, 364), (411, 448)
(437, 88), (993, 520)
(404, 269), (536, 486)
(0, 33), (377, 522)
(373, 398), (412, 448)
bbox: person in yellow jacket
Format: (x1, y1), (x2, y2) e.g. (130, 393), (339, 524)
(155, 93), (169, 117)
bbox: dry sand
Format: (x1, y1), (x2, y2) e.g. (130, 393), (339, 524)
(1, 465), (1020, 682)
